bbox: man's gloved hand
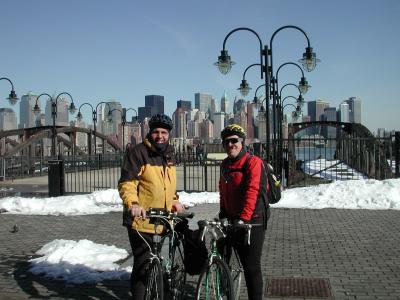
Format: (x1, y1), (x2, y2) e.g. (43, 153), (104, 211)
(232, 218), (247, 232)
(233, 218), (246, 226)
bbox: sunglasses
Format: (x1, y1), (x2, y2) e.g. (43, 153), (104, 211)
(222, 137), (243, 145)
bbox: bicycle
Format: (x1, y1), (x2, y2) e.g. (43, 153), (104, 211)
(138, 208), (194, 300)
(195, 219), (233, 300)
(220, 220), (255, 300)
(196, 219), (257, 300)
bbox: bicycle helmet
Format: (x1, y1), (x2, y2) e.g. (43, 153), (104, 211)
(149, 114), (173, 132)
(221, 124), (246, 139)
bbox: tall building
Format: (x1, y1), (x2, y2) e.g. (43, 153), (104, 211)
(145, 95), (164, 115)
(0, 108), (18, 155)
(177, 100), (191, 112)
(246, 102), (255, 140)
(345, 97), (361, 123)
(307, 99), (330, 135)
(45, 97), (70, 126)
(138, 106), (153, 122)
(338, 102), (350, 122)
(19, 92), (37, 128)
(213, 112), (225, 141)
(172, 107), (187, 139)
(307, 99), (330, 122)
(200, 119), (213, 143)
(102, 101), (122, 136)
(322, 107), (337, 138)
(187, 120), (200, 138)
(220, 91), (229, 113)
(125, 121), (142, 146)
(0, 108), (17, 130)
(138, 95), (164, 121)
(195, 93), (213, 114)
(74, 119), (89, 150)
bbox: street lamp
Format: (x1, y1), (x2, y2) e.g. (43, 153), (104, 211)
(282, 103), (300, 122)
(76, 101), (112, 154)
(108, 107), (138, 151)
(237, 63), (261, 97)
(0, 77), (19, 105)
(215, 25), (319, 168)
(33, 92), (76, 156)
(275, 62), (311, 95)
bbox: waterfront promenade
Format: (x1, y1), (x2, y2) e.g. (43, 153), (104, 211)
(1, 177), (400, 299)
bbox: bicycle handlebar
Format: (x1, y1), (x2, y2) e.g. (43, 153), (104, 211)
(146, 208), (195, 220)
(198, 219), (261, 245)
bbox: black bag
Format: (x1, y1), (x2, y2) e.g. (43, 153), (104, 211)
(241, 155), (282, 205)
(182, 228), (208, 275)
(175, 219), (208, 276)
(264, 161), (282, 204)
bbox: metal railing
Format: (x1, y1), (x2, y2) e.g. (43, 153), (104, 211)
(1, 133), (399, 194)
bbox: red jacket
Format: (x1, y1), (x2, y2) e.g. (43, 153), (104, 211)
(219, 151), (267, 222)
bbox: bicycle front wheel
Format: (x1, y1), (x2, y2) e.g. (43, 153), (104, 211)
(144, 259), (164, 300)
(229, 250), (243, 300)
(196, 256), (233, 300)
(169, 239), (186, 300)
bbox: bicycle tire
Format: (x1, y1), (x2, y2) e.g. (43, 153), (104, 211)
(229, 250), (243, 300)
(196, 256), (233, 300)
(144, 258), (164, 300)
(169, 238), (186, 300)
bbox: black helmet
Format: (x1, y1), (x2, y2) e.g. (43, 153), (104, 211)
(149, 114), (173, 132)
(221, 124), (246, 140)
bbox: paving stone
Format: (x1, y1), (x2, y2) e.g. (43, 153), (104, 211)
(1, 206), (400, 299)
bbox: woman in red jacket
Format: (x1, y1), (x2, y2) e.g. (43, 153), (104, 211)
(219, 124), (269, 300)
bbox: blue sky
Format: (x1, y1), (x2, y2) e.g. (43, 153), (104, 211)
(1, 0), (399, 132)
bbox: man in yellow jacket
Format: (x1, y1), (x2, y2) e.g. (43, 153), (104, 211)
(118, 113), (184, 300)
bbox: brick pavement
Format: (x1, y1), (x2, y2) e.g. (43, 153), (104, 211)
(1, 204), (400, 299)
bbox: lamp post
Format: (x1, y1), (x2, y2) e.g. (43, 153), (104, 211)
(33, 92), (76, 156)
(237, 63), (261, 97)
(0, 77), (19, 105)
(76, 102), (112, 154)
(108, 107), (138, 151)
(215, 25), (319, 172)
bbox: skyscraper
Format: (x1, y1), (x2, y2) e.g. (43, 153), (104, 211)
(307, 99), (330, 122)
(0, 108), (17, 131)
(19, 92), (37, 128)
(138, 95), (165, 121)
(102, 101), (122, 136)
(45, 97), (70, 126)
(0, 108), (17, 155)
(177, 100), (191, 112)
(345, 97), (361, 123)
(322, 107), (337, 138)
(172, 107), (187, 139)
(339, 102), (350, 122)
(195, 93), (213, 114)
(145, 95), (164, 115)
(213, 112), (225, 141)
(220, 91), (229, 113)
(307, 99), (330, 135)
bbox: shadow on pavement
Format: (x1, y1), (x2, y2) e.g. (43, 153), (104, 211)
(2, 255), (131, 299)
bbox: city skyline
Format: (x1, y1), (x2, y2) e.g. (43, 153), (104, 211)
(1, 0), (399, 133)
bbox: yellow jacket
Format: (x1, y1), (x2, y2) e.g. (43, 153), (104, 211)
(118, 138), (178, 234)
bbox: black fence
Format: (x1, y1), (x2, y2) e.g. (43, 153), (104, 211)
(1, 133), (399, 195)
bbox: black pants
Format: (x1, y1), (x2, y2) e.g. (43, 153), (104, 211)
(222, 224), (266, 300)
(127, 228), (153, 300)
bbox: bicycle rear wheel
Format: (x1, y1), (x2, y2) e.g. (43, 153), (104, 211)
(144, 258), (164, 300)
(169, 239), (186, 300)
(196, 256), (233, 300)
